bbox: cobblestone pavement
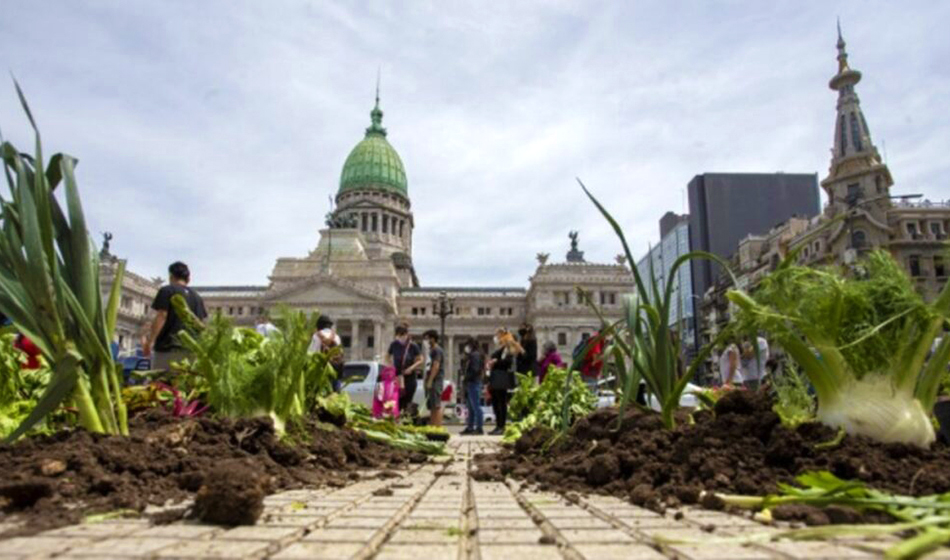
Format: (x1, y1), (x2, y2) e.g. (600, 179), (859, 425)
(2, 436), (946, 559)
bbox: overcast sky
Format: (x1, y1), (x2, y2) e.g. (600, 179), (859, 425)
(1, 1), (948, 288)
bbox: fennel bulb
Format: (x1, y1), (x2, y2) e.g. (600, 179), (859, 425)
(817, 375), (935, 448)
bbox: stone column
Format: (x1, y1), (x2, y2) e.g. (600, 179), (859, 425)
(352, 321), (361, 361)
(374, 321), (383, 360)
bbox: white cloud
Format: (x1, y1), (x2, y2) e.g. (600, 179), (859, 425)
(1, 0), (947, 287)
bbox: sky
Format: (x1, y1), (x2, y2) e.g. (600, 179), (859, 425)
(1, 1), (948, 288)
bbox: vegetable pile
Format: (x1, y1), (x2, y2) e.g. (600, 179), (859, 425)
(503, 367), (596, 443)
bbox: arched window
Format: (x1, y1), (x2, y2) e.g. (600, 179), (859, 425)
(851, 229), (867, 249)
(850, 112), (864, 152)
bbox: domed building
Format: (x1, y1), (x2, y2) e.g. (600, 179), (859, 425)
(114, 91), (634, 380)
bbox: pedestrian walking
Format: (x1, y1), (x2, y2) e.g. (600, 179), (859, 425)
(537, 341), (564, 382)
(488, 328), (523, 435)
(460, 338), (485, 435)
(516, 323), (538, 376)
(144, 262), (207, 373)
(309, 315), (344, 391)
(387, 322), (424, 415)
(422, 329), (445, 427)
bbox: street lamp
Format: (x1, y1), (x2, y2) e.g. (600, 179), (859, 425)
(431, 291), (455, 345)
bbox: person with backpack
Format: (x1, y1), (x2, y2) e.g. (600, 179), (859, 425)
(387, 322), (424, 415)
(460, 338), (485, 435)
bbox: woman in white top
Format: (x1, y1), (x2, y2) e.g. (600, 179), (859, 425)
(717, 342), (743, 386)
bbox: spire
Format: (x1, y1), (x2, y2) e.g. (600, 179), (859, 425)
(367, 70), (387, 137)
(828, 21), (875, 163)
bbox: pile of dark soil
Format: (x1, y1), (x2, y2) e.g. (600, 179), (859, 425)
(0, 409), (422, 536)
(475, 390), (950, 524)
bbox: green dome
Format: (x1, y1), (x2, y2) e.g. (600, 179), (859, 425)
(338, 100), (408, 198)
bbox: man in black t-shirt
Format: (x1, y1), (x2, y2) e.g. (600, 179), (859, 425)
(387, 322), (423, 415)
(144, 261), (207, 372)
(422, 329), (445, 427)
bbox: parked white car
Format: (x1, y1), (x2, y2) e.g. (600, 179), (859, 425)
(594, 377), (701, 411)
(340, 361), (455, 417)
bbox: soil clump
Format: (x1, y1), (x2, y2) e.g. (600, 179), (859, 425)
(474, 390), (950, 523)
(0, 409), (418, 536)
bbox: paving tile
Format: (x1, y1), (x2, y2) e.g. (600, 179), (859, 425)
(533, 508), (590, 518)
(574, 543), (668, 560)
(478, 544), (564, 560)
(478, 517), (539, 529)
(0, 536), (92, 556)
(374, 543), (458, 559)
(41, 523), (145, 538)
(544, 517), (613, 529)
(388, 529), (459, 543)
(761, 541), (875, 559)
(666, 543), (778, 560)
(302, 527), (378, 542)
(220, 525), (304, 544)
(401, 518), (461, 530)
(154, 539), (275, 559)
(59, 537), (179, 557)
(325, 516), (391, 528)
(133, 525), (222, 540)
(557, 528), (637, 544)
(478, 528), (546, 544)
(270, 541), (364, 560)
(258, 514), (326, 528)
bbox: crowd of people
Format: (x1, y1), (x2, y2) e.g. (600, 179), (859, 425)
(3, 259), (778, 437)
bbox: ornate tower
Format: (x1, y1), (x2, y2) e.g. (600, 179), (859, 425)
(333, 88), (414, 268)
(821, 22), (894, 223)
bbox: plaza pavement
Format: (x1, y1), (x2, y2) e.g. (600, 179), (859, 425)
(0, 434), (942, 560)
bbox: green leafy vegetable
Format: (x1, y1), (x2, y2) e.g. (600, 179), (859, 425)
(504, 367), (596, 443)
(729, 250), (950, 447)
(770, 364), (816, 428)
(0, 83), (127, 441)
(578, 179), (736, 429)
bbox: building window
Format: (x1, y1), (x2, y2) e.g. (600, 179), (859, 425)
(477, 307), (490, 317)
(599, 292), (617, 306)
(875, 175), (883, 194)
(382, 215), (389, 234)
(367, 336), (375, 349)
(554, 291), (570, 306)
(121, 295), (132, 310)
(371, 214), (378, 232)
(341, 336), (351, 348)
(846, 183), (861, 205)
(849, 112), (864, 152)
(839, 114), (847, 156)
(557, 332), (567, 346)
(907, 222), (921, 240)
(909, 255), (922, 277)
(228, 307), (235, 315)
(930, 222), (944, 240)
(237, 307), (244, 316)
(361, 213), (368, 231)
(851, 229), (867, 249)
(411, 307), (418, 316)
(935, 256), (946, 278)
(399, 220), (404, 238)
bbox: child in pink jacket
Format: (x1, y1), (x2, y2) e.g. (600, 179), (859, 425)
(372, 365), (400, 419)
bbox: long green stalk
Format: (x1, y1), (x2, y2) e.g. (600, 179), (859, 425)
(0, 81), (127, 440)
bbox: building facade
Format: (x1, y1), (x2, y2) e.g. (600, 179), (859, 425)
(635, 212), (695, 349)
(701, 26), (950, 343)
(107, 91), (634, 384)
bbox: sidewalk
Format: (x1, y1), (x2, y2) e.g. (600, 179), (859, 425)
(0, 435), (931, 559)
